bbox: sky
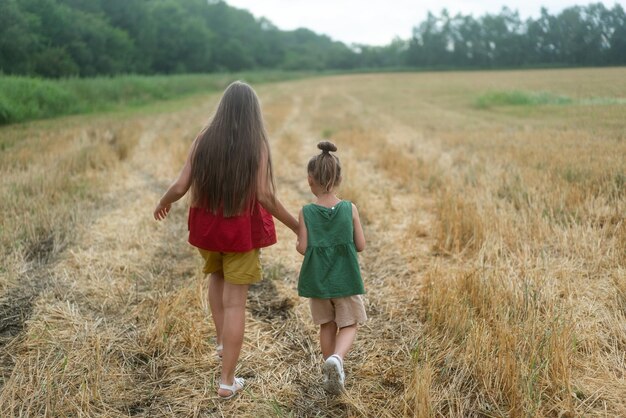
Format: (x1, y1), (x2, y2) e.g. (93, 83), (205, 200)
(225, 0), (626, 46)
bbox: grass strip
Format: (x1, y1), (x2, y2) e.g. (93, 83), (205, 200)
(475, 90), (573, 109)
(0, 71), (311, 125)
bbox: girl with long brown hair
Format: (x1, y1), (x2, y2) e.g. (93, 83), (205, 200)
(154, 81), (298, 399)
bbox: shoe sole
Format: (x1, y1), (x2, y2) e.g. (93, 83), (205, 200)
(322, 360), (344, 395)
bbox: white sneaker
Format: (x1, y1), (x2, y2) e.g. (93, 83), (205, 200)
(322, 355), (345, 394)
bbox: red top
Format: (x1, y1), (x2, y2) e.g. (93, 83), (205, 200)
(188, 201), (276, 252)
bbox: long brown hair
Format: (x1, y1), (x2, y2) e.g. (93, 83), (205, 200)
(191, 81), (274, 217)
(307, 141), (341, 192)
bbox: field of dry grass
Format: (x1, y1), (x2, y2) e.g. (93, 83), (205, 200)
(0, 68), (624, 417)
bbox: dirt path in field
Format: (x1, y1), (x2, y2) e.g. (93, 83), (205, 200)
(244, 82), (436, 415)
(0, 79), (438, 417)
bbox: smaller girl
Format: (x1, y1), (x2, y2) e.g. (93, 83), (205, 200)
(296, 141), (367, 395)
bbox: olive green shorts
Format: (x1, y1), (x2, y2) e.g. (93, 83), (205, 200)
(198, 248), (262, 285)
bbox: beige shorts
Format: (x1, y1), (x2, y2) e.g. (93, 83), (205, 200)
(309, 295), (367, 329)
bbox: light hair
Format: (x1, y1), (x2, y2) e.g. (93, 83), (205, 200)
(307, 141), (341, 192)
(190, 81), (274, 216)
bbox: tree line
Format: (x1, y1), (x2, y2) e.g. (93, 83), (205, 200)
(404, 4), (626, 68)
(0, 0), (624, 78)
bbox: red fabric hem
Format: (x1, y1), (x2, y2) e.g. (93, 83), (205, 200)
(187, 203), (277, 253)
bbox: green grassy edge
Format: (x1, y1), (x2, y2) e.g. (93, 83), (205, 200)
(474, 90), (573, 109)
(0, 71), (316, 126)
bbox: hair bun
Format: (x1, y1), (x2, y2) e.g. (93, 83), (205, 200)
(317, 141), (337, 153)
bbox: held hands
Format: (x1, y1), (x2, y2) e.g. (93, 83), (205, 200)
(153, 202), (171, 221)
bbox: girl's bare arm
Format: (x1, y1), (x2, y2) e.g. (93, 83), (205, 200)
(352, 203), (366, 252)
(296, 209), (307, 254)
(153, 139), (196, 220)
(256, 146), (299, 234)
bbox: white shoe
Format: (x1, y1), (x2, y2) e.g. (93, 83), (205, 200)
(322, 355), (345, 394)
(218, 377), (245, 400)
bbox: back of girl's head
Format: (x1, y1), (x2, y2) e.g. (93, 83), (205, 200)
(191, 81), (274, 216)
(308, 141), (341, 192)
(213, 81), (264, 132)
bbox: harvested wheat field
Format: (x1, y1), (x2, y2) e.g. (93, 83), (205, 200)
(0, 68), (625, 417)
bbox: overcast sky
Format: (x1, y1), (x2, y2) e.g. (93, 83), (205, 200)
(225, 0), (626, 46)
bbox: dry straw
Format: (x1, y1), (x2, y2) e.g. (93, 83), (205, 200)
(1, 69), (625, 416)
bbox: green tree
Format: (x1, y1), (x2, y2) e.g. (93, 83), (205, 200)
(607, 4), (626, 64)
(0, 0), (40, 74)
(99, 0), (157, 73)
(149, 0), (213, 73)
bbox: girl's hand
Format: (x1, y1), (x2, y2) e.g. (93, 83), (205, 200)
(154, 202), (171, 221)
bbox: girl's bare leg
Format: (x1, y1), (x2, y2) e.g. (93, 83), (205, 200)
(208, 271), (225, 345)
(333, 324), (357, 360)
(218, 282), (249, 396)
(320, 322), (338, 359)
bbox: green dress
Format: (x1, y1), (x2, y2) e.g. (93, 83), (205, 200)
(298, 200), (365, 298)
